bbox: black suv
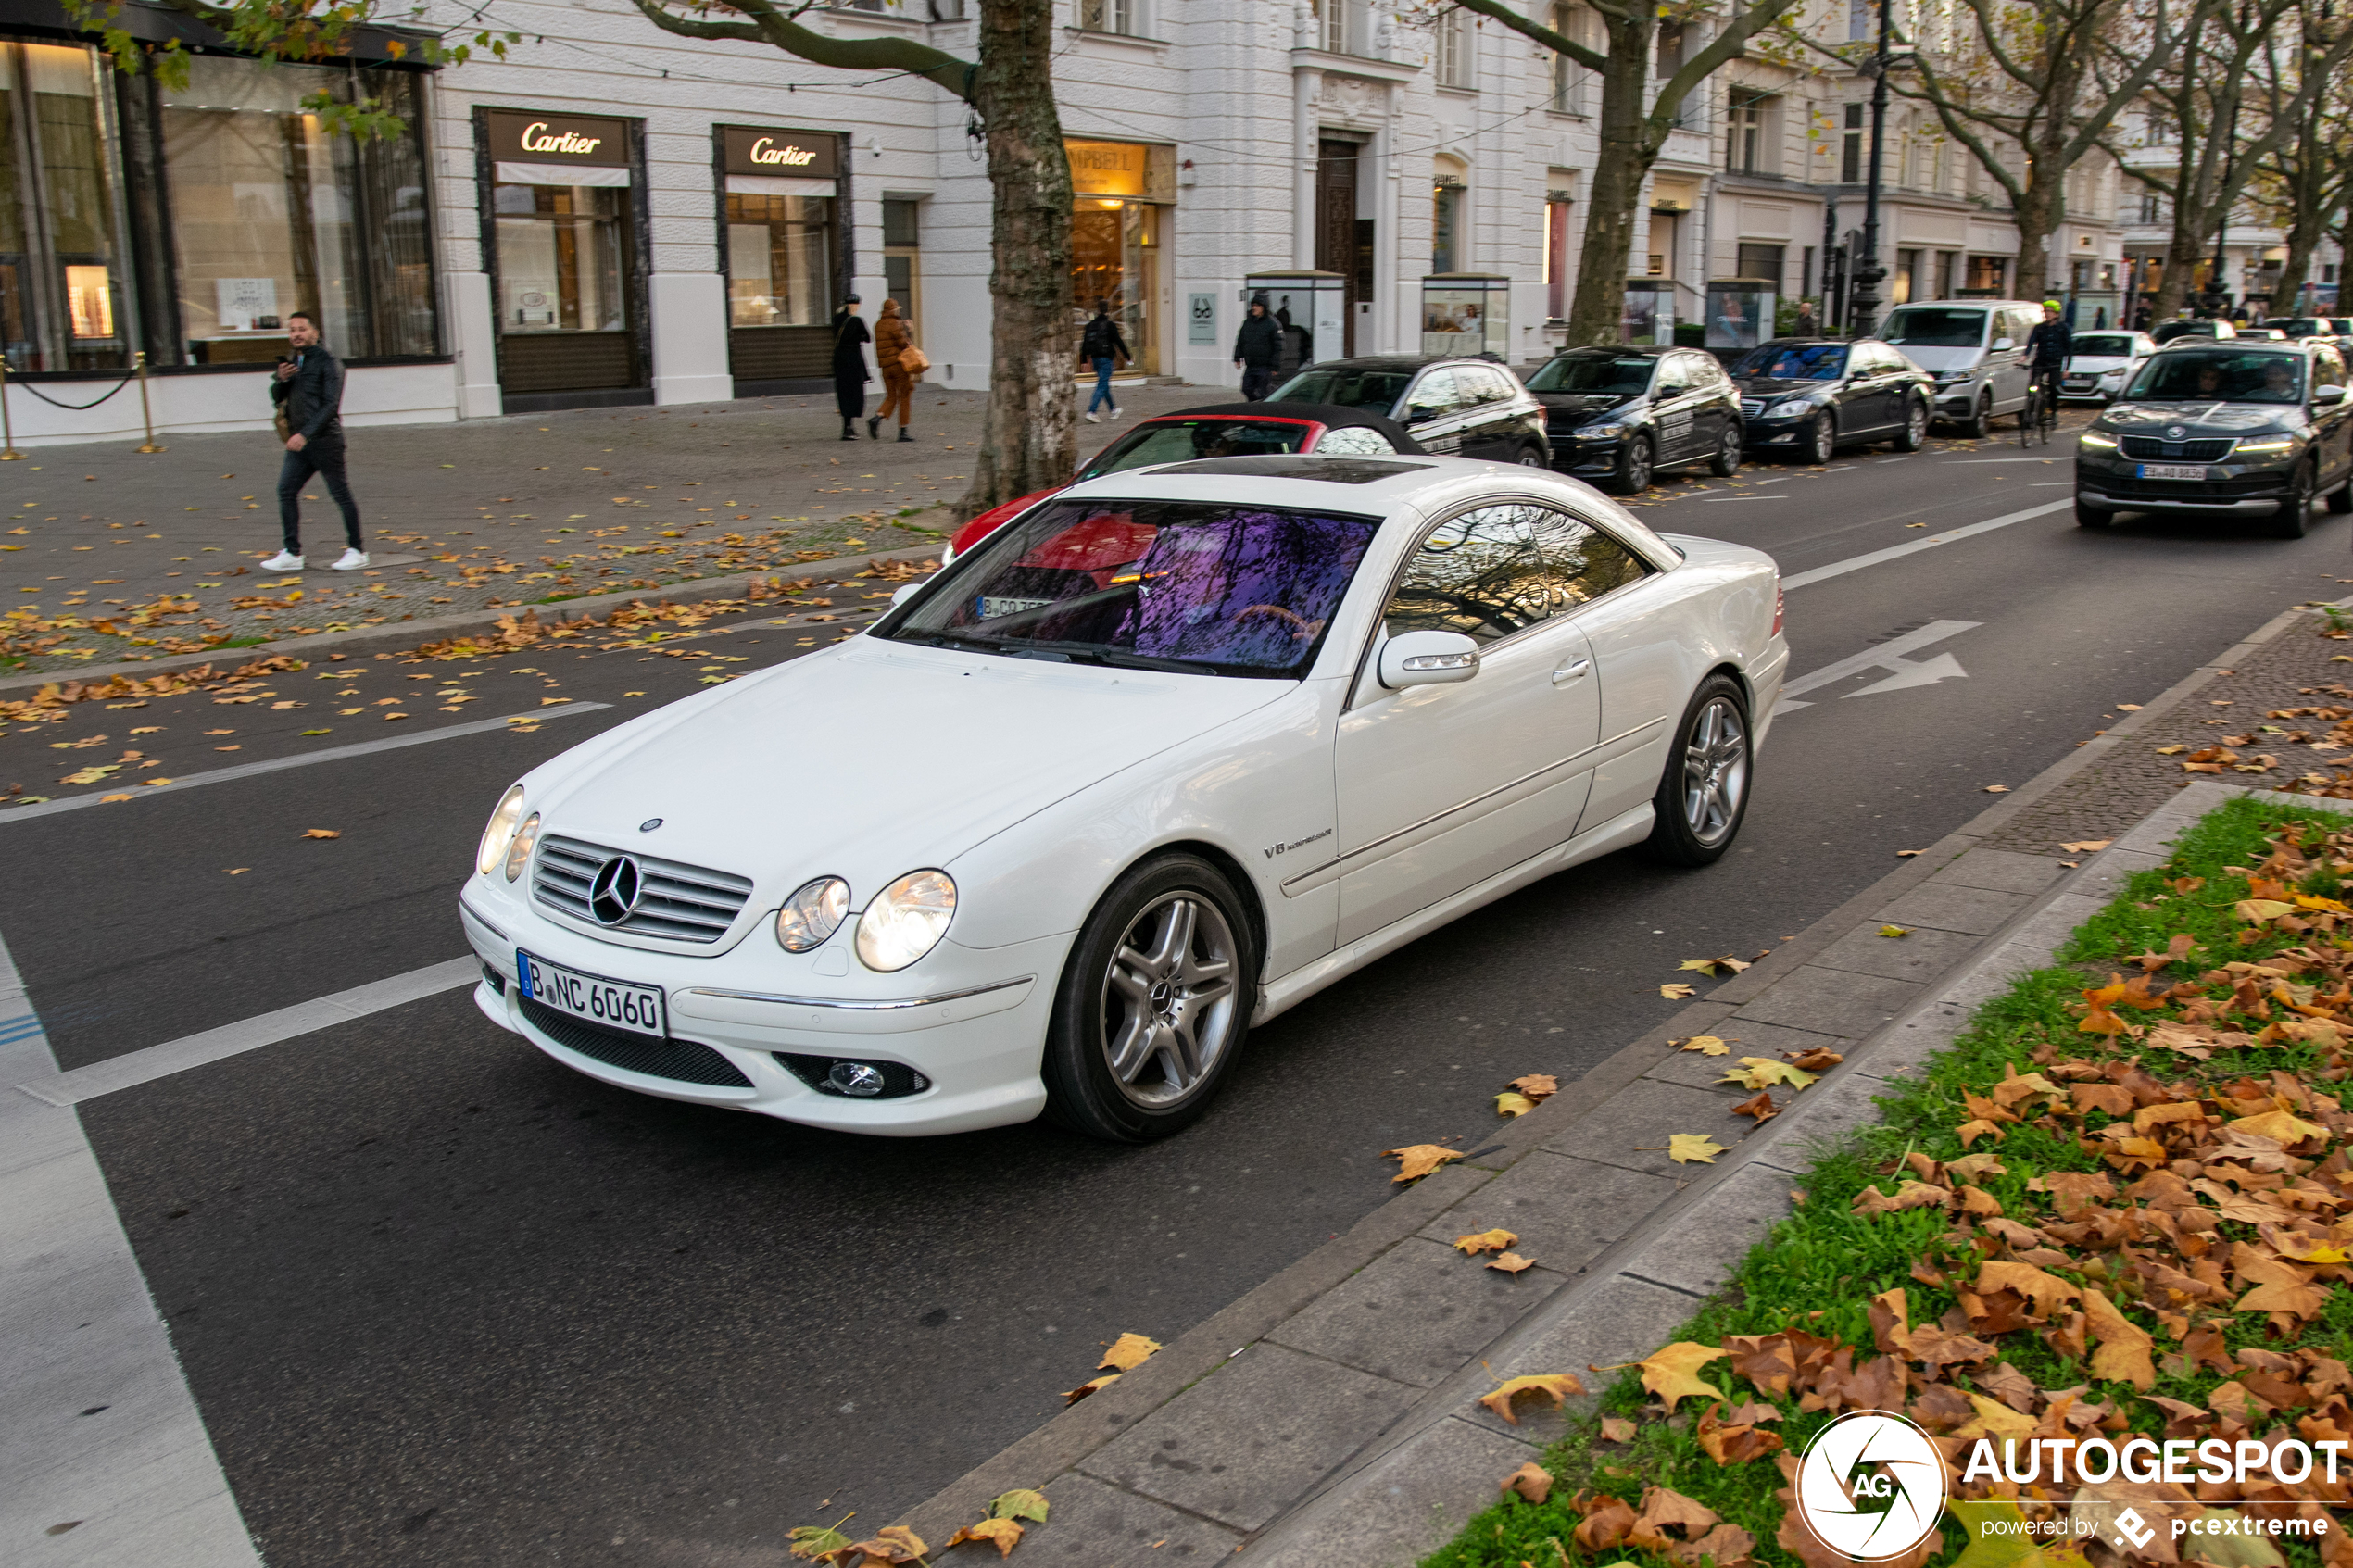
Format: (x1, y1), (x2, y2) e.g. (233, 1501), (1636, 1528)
(2075, 338), (2353, 537)
(1269, 357), (1550, 468)
(1516, 345), (1743, 494)
(1726, 337), (1936, 462)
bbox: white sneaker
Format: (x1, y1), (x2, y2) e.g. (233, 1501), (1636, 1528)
(330, 548), (370, 571)
(1084, 411), (1101, 423)
(1109, 407), (1124, 420)
(260, 550), (305, 571)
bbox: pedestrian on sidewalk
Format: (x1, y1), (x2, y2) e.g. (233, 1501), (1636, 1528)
(1080, 300), (1129, 423)
(1233, 293), (1280, 401)
(1794, 298), (1818, 336)
(871, 298), (917, 442)
(263, 310), (365, 572)
(831, 294), (871, 440)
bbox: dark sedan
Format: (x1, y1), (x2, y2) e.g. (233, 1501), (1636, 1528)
(1517, 345), (1743, 494)
(2074, 339), (2353, 537)
(1727, 338), (1935, 462)
(1270, 355), (1551, 467)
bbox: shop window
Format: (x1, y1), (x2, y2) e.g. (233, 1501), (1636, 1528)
(0, 43), (131, 370)
(497, 183), (627, 334)
(726, 192), (832, 328)
(1070, 195), (1156, 376)
(160, 56), (434, 365)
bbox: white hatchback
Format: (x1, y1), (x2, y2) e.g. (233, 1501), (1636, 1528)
(459, 456), (1789, 1141)
(2062, 330), (2158, 404)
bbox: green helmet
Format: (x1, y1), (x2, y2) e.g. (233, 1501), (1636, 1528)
(2044, 299), (2062, 311)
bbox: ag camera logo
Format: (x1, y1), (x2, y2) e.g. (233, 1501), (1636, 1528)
(1795, 1411), (1948, 1561)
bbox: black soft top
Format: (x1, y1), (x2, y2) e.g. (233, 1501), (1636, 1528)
(1133, 402), (1426, 452)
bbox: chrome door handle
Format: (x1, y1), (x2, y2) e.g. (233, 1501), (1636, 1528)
(1552, 659), (1591, 684)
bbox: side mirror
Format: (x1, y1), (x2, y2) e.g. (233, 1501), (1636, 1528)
(1378, 630), (1480, 690)
(2317, 385), (2347, 406)
(1992, 337), (2015, 352)
(1404, 404), (1439, 423)
(1656, 383), (1688, 399)
(890, 583), (925, 608)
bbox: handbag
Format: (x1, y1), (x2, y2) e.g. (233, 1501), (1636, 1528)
(900, 345), (930, 374)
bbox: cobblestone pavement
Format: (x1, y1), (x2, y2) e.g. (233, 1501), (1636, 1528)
(0, 383), (1214, 675)
(1983, 605), (2353, 858)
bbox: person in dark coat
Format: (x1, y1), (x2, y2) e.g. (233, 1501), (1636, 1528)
(1080, 300), (1130, 422)
(262, 310), (364, 571)
(831, 295), (871, 440)
(1232, 293), (1282, 400)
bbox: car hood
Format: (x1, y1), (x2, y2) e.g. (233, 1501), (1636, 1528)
(525, 642), (1290, 897)
(1882, 345), (1981, 372)
(1532, 391), (1640, 418)
(1730, 376), (1836, 399)
(2100, 401), (2299, 435)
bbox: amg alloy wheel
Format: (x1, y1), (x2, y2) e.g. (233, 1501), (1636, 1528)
(1611, 435), (1655, 495)
(1806, 411), (1836, 465)
(1645, 674), (1753, 867)
(1894, 397), (1928, 452)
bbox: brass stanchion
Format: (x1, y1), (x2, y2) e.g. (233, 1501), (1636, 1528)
(0, 358), (22, 460)
(134, 351), (165, 453)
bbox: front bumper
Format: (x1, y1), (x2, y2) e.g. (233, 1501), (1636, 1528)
(2075, 450), (2299, 513)
(460, 891), (1063, 1135)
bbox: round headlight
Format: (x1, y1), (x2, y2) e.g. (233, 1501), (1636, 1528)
(477, 784), (525, 876)
(775, 876), (851, 952)
(855, 870), (955, 972)
(504, 811), (541, 883)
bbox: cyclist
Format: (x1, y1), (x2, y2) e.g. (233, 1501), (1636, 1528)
(2023, 300), (2071, 422)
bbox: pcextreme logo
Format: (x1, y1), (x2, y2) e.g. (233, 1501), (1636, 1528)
(1795, 1411), (1949, 1561)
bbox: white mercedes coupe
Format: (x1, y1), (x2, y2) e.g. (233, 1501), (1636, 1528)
(459, 455), (1787, 1141)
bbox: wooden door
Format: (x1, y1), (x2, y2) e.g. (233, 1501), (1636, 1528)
(1315, 139), (1358, 355)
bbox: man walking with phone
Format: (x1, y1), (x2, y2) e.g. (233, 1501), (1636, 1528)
(262, 310), (365, 571)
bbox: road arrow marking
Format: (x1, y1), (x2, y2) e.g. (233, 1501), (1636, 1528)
(1778, 620), (1980, 711)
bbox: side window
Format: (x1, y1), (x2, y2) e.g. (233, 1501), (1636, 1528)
(1381, 504), (1649, 645)
(2315, 346), (2346, 388)
(1462, 366), (1507, 406)
(1312, 424), (1399, 456)
(1404, 369), (1463, 420)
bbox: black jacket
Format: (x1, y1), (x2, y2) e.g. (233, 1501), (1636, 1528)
(1232, 310), (1282, 368)
(831, 310), (871, 381)
(270, 343), (345, 441)
(2025, 320), (2071, 368)
(1080, 314), (1129, 362)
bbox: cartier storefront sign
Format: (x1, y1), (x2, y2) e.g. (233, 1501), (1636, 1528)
(484, 109), (631, 169)
(719, 126), (841, 181)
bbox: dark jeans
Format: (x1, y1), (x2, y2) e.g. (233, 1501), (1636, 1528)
(835, 372), (866, 420)
(1088, 356), (1117, 412)
(1240, 365), (1276, 401)
(278, 435), (360, 554)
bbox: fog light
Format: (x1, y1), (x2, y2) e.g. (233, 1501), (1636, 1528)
(828, 1060), (887, 1098)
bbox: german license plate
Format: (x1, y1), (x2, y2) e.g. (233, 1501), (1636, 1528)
(517, 949), (666, 1037)
(2136, 463), (2208, 481)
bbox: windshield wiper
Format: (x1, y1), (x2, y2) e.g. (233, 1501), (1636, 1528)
(888, 629), (1004, 657)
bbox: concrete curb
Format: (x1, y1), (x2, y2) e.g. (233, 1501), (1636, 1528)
(899, 599), (2336, 1562)
(0, 542), (942, 696)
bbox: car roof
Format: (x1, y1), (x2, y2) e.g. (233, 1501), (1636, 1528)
(1745, 336), (1865, 347)
(1140, 401), (1418, 437)
(1288, 355), (1495, 372)
(1538, 345), (1673, 358)
(2152, 336), (2305, 354)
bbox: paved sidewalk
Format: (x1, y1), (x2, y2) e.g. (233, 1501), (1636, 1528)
(896, 599), (2347, 1564)
(1, 386), (1212, 675)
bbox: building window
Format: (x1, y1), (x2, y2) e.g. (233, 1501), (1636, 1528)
(726, 193), (833, 328)
(1545, 189), (1573, 319)
(1964, 254), (2007, 293)
(1077, 0), (1134, 35)
(1841, 103), (1864, 183)
(1848, 0), (1871, 40)
(497, 183), (628, 333)
(1435, 8), (1472, 88)
(2136, 193), (2161, 225)
(1431, 177), (1463, 273)
(1935, 250), (1958, 298)
(1736, 243), (1783, 288)
(1726, 92), (1769, 174)
(1655, 20), (1684, 74)
(1550, 5), (1589, 113)
(0, 43), (130, 371)
(1893, 248), (1919, 304)
(882, 195), (920, 336)
(161, 54), (435, 365)
(1316, 0), (1360, 54)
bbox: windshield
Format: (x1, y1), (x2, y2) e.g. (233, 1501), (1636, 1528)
(1079, 418), (1322, 479)
(1524, 353), (1655, 395)
(2070, 334), (2133, 358)
(1881, 308), (1986, 348)
(1732, 343), (1847, 380)
(1271, 366), (1415, 412)
(884, 498), (1380, 679)
(2268, 320), (2326, 336)
(2123, 351), (2305, 404)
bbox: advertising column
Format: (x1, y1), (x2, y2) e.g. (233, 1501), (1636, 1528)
(716, 125), (843, 395)
(480, 109), (647, 411)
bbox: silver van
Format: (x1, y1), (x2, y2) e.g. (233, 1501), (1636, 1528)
(1878, 300), (2046, 437)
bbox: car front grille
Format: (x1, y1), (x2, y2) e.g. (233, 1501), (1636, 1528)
(533, 834), (755, 944)
(2120, 435), (2234, 461)
(519, 997), (753, 1086)
(2091, 473), (2279, 501)
(1740, 397), (1768, 420)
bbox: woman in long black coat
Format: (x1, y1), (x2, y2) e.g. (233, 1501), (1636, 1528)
(831, 295), (871, 440)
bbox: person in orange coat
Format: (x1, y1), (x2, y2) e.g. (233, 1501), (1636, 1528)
(871, 298), (916, 442)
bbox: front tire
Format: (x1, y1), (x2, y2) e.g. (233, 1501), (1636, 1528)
(1958, 392), (1992, 440)
(1892, 396), (1928, 452)
(1609, 435), (1655, 495)
(2327, 473), (2353, 514)
(1516, 442), (1548, 469)
(1709, 423), (1743, 477)
(1041, 854), (1259, 1143)
(1644, 674), (1753, 868)
(2268, 460), (2315, 539)
(1804, 411), (1836, 465)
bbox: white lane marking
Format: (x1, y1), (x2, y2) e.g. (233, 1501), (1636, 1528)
(2028, 481), (2072, 486)
(1949, 455), (2073, 463)
(0, 702), (610, 825)
(15, 959), (480, 1108)
(1780, 499), (2072, 591)
(0, 935), (265, 1565)
(1777, 621), (1980, 711)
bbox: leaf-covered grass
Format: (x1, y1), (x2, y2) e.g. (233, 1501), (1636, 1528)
(1423, 795), (2353, 1568)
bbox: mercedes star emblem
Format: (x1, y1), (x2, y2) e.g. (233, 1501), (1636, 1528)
(587, 855), (644, 925)
(639, 817), (663, 833)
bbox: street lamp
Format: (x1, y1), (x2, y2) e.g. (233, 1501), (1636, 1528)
(1847, 0), (1895, 336)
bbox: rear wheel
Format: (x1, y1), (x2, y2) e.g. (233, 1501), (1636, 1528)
(2269, 459), (2315, 539)
(1804, 411), (1836, 465)
(2017, 388), (2040, 446)
(1609, 435), (1655, 495)
(1892, 396), (1928, 452)
(1709, 423), (1743, 477)
(1645, 674), (1753, 868)
(1042, 853), (1259, 1143)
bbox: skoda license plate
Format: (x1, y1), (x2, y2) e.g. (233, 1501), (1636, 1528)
(517, 949), (666, 1037)
(2136, 463), (2208, 482)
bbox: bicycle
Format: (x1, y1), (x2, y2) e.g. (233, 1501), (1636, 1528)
(2018, 369), (2060, 447)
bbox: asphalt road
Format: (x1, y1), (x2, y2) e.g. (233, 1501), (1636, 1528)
(8, 420), (2349, 1565)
